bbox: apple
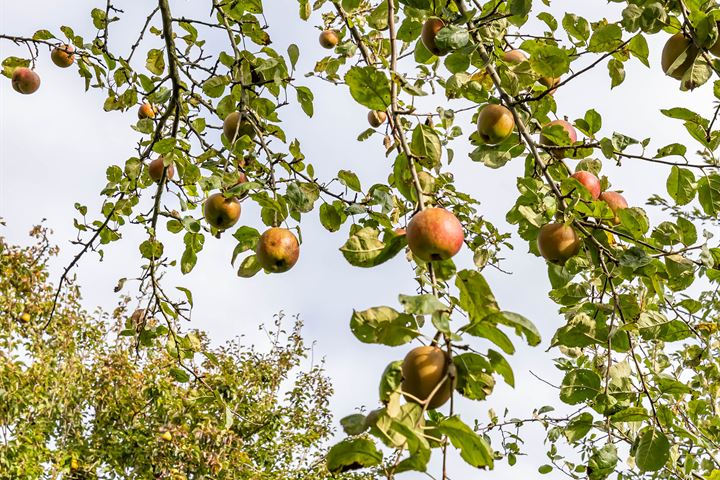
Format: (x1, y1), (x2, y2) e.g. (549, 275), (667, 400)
(255, 227), (300, 273)
(203, 193), (241, 230)
(537, 223), (581, 264)
(223, 111), (256, 142)
(319, 29), (339, 49)
(539, 76), (560, 94)
(661, 33), (697, 80)
(161, 431), (173, 442)
(476, 104), (515, 145)
(148, 157), (175, 182)
(51, 44), (75, 68)
(401, 345), (453, 409)
(406, 207), (464, 261)
(502, 49), (528, 64)
(421, 18), (447, 56)
(20, 313), (30, 322)
(600, 191), (628, 225)
(539, 119), (577, 158)
(368, 110), (387, 128)
(11, 67), (40, 94)
(571, 171), (601, 199)
(138, 102), (156, 119)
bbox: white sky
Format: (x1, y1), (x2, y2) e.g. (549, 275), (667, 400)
(0, 1), (716, 478)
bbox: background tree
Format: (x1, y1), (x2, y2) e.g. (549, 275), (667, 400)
(4, 0), (720, 478)
(0, 225), (368, 479)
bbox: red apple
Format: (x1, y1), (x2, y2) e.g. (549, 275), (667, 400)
(406, 208), (464, 261)
(539, 119), (577, 158)
(256, 227), (300, 273)
(537, 223), (581, 264)
(571, 171), (601, 199)
(600, 191), (628, 225)
(11, 67), (40, 94)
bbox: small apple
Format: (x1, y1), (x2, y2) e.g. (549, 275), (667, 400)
(421, 18), (447, 56)
(537, 223), (581, 264)
(20, 312), (31, 322)
(661, 33), (697, 80)
(476, 104), (515, 145)
(148, 157), (175, 182)
(203, 193), (241, 230)
(51, 44), (75, 68)
(223, 111), (256, 142)
(502, 49), (528, 65)
(539, 76), (560, 94)
(600, 191), (628, 225)
(319, 29), (339, 49)
(570, 171), (601, 200)
(539, 119), (577, 158)
(406, 207), (464, 261)
(401, 345), (453, 409)
(161, 431), (173, 442)
(11, 67), (40, 94)
(138, 102), (156, 119)
(256, 227), (300, 273)
(368, 110), (387, 128)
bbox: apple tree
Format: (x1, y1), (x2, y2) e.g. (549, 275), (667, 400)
(4, 0), (720, 478)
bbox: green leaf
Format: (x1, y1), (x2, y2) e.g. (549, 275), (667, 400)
(237, 254), (262, 277)
(435, 25), (469, 51)
(564, 412), (594, 442)
(563, 13), (590, 44)
(379, 361), (403, 402)
(487, 349), (514, 387)
(350, 306), (419, 346)
(410, 124), (442, 168)
(146, 48), (165, 75)
(287, 43), (299, 69)
(326, 438), (383, 473)
(610, 406), (649, 423)
(453, 353), (495, 401)
(340, 414), (368, 435)
(398, 294), (446, 315)
(286, 181), (319, 214)
(485, 311), (541, 346)
(338, 170), (362, 192)
(295, 86), (314, 117)
(345, 66), (391, 110)
(529, 44), (570, 78)
(607, 58), (625, 88)
(202, 76), (228, 98)
(319, 202), (343, 232)
(588, 24), (623, 53)
(587, 443), (618, 480)
(437, 416), (494, 469)
(169, 367), (190, 383)
(698, 174), (720, 216)
(560, 369), (601, 405)
(455, 270), (499, 322)
(635, 428), (670, 472)
(340, 227), (407, 268)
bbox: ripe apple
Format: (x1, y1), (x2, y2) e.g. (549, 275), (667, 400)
(502, 49), (527, 64)
(600, 191), (628, 225)
(319, 29), (339, 49)
(223, 111), (256, 142)
(11, 67), (40, 94)
(255, 227), (300, 273)
(406, 207), (464, 261)
(203, 193), (241, 230)
(539, 119), (577, 158)
(421, 18), (447, 56)
(401, 345), (453, 409)
(537, 223), (581, 264)
(51, 44), (75, 68)
(148, 157), (175, 182)
(662, 33), (697, 80)
(368, 110), (387, 128)
(476, 104), (515, 145)
(138, 102), (156, 119)
(571, 171), (601, 199)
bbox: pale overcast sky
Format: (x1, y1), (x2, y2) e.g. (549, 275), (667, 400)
(0, 1), (715, 478)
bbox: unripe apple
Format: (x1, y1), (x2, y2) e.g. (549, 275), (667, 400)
(401, 345), (453, 409)
(570, 171), (601, 199)
(661, 33), (697, 80)
(368, 110), (387, 128)
(256, 227), (300, 273)
(502, 49), (527, 65)
(406, 207), (464, 261)
(11, 67), (40, 94)
(476, 104), (515, 145)
(421, 18), (447, 56)
(539, 119), (577, 158)
(319, 29), (339, 49)
(203, 193), (241, 230)
(138, 102), (156, 119)
(51, 44), (75, 68)
(539, 76), (560, 94)
(148, 157), (175, 182)
(600, 191), (628, 225)
(223, 111), (256, 142)
(537, 223), (581, 264)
